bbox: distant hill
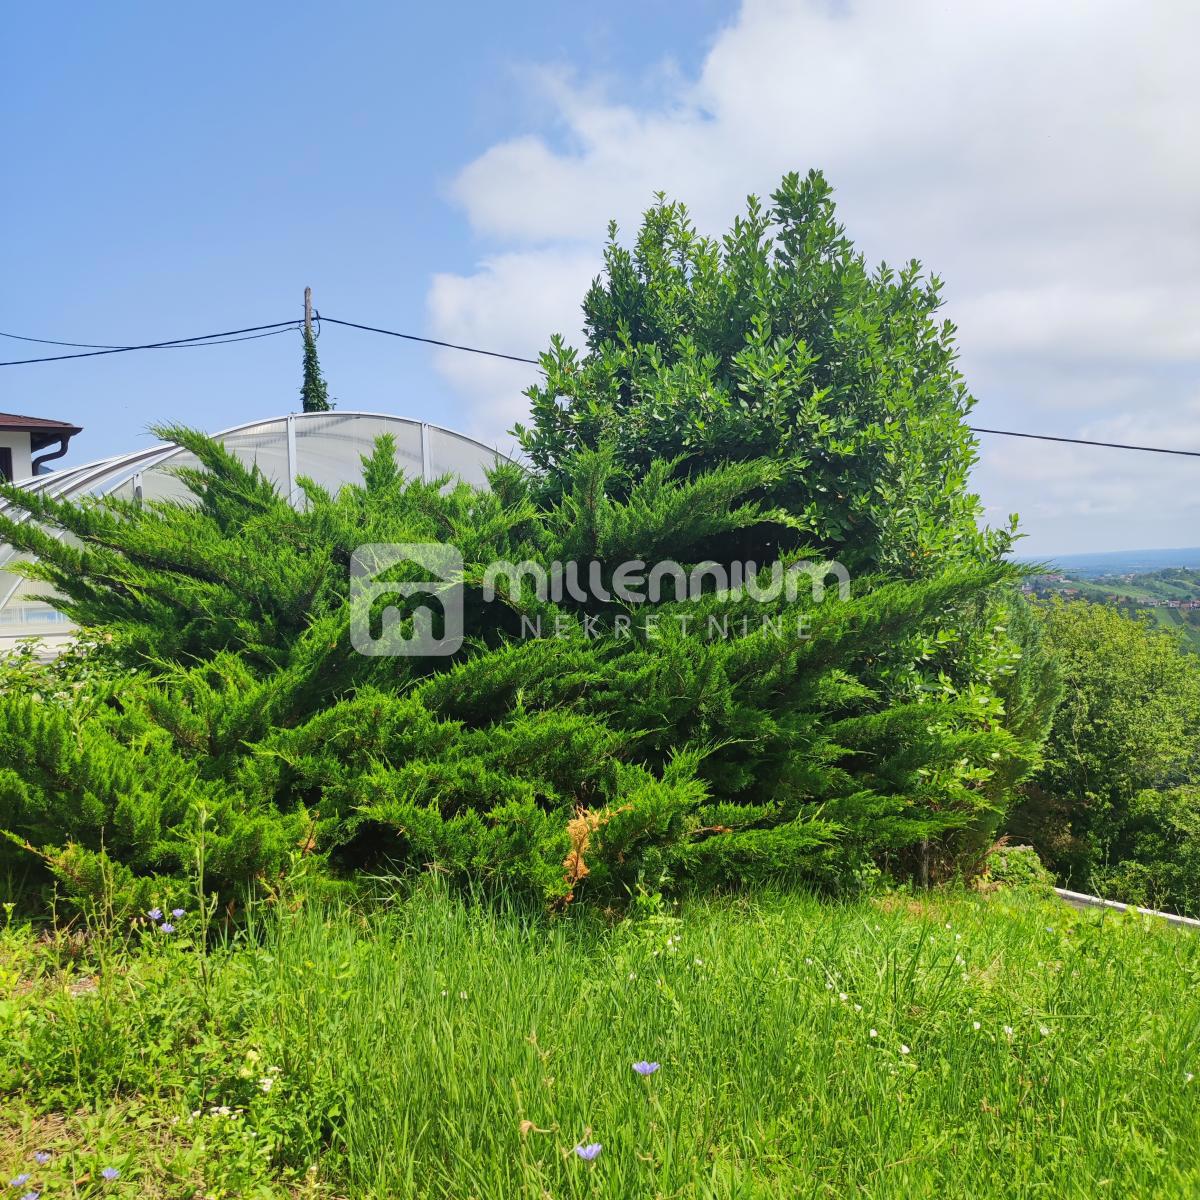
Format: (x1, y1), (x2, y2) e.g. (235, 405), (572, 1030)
(1022, 564), (1200, 652)
(1017, 547), (1200, 578)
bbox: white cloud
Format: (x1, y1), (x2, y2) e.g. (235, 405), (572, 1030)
(426, 249), (597, 447)
(958, 286), (1200, 361)
(972, 394), (1200, 551)
(427, 0), (1200, 552)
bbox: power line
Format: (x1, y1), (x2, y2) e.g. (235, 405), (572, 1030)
(967, 427), (1200, 458)
(4, 311), (1199, 462)
(318, 316), (540, 365)
(159, 327), (299, 349)
(0, 331), (129, 349)
(319, 317), (1200, 460)
(0, 326), (298, 353)
(0, 321), (301, 366)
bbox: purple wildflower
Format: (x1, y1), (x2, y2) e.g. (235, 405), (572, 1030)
(9, 1177), (30, 1188)
(21, 1192), (39, 1200)
(101, 1167), (120, 1181)
(33, 1153), (50, 1165)
(171, 908), (185, 918)
(159, 922), (176, 934)
(147, 908), (163, 921)
(632, 1060), (660, 1076)
(573, 1143), (602, 1161)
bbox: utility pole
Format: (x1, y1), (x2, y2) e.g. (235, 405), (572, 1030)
(300, 285), (332, 412)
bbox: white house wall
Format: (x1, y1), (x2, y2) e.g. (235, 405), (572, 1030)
(0, 432), (33, 482)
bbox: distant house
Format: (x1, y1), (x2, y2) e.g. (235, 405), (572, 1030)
(0, 412), (83, 482)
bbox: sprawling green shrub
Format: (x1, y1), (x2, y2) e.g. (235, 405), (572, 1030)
(0, 176), (1058, 915)
(0, 427), (1038, 915)
(514, 169), (1059, 880)
(982, 843), (1057, 898)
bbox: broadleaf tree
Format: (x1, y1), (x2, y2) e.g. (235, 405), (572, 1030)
(517, 169), (1014, 576)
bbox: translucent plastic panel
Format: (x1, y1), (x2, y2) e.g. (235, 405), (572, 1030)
(133, 451), (207, 504)
(125, 420), (290, 503)
(0, 414), (515, 641)
(50, 455), (146, 500)
(217, 420), (292, 491)
(0, 571), (71, 637)
(47, 458), (124, 498)
(426, 425), (501, 489)
(294, 413), (424, 493)
(21, 447), (175, 507)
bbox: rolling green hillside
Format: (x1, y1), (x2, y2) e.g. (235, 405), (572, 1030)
(1026, 568), (1200, 651)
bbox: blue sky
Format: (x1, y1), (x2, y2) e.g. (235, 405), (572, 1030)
(1, 2), (728, 452)
(3, 1), (1197, 555)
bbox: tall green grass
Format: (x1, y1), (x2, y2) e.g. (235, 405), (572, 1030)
(3, 883), (1200, 1197)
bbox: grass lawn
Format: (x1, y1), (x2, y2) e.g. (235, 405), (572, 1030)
(2, 882), (1199, 1199)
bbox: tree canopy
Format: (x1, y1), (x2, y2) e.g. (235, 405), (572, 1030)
(1008, 599), (1200, 908)
(518, 170), (1012, 576)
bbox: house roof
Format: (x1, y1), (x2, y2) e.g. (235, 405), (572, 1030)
(0, 412), (83, 432)
(0, 412), (83, 452)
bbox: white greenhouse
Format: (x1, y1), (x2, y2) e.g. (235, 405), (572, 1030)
(0, 411), (507, 651)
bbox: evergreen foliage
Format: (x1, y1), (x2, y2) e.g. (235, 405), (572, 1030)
(0, 429), (1038, 915)
(0, 175), (1059, 915)
(300, 328), (332, 412)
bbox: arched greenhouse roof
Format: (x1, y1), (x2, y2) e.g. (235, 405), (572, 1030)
(0, 411), (510, 647)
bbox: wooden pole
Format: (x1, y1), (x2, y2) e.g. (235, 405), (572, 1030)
(304, 286), (313, 340)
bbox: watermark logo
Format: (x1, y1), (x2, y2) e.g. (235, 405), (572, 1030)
(480, 558), (849, 605)
(350, 542), (464, 657)
(350, 545), (849, 657)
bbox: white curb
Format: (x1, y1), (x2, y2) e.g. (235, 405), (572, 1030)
(1054, 887), (1200, 930)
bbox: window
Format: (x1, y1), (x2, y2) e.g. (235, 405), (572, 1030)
(0, 448), (12, 483)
